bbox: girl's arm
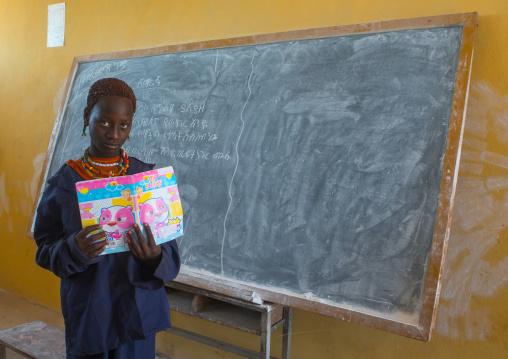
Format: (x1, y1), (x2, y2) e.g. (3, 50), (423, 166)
(126, 224), (181, 289)
(33, 184), (104, 278)
(152, 239), (180, 283)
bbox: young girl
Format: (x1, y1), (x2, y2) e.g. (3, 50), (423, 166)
(34, 78), (180, 358)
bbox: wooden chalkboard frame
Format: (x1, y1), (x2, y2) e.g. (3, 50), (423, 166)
(29, 12), (477, 341)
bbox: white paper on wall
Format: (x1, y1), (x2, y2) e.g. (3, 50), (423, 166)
(47, 3), (65, 47)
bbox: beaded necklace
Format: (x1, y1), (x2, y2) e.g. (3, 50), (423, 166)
(81, 148), (129, 178)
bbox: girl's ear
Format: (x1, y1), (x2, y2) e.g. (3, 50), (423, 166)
(83, 107), (91, 126)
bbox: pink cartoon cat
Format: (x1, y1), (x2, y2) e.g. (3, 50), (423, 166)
(139, 198), (169, 237)
(167, 185), (180, 202)
(99, 205), (135, 248)
(79, 202), (95, 219)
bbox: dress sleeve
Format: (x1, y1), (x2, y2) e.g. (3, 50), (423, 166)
(153, 239), (181, 283)
(126, 240), (181, 289)
(34, 184), (101, 278)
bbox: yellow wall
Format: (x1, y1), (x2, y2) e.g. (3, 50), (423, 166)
(1, 0), (507, 358)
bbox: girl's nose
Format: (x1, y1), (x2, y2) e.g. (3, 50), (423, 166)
(107, 126), (119, 139)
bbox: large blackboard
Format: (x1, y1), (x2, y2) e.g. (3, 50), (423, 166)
(34, 13), (477, 340)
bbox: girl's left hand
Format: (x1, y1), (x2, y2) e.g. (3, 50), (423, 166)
(127, 223), (162, 271)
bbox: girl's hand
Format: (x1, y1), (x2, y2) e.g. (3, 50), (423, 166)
(75, 224), (108, 258)
(127, 223), (162, 271)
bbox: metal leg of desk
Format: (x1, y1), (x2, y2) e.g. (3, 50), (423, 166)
(282, 307), (292, 359)
(260, 310), (272, 359)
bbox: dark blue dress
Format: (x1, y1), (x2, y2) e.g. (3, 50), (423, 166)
(34, 157), (181, 357)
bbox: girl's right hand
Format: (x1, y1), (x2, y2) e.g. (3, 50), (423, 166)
(75, 224), (108, 258)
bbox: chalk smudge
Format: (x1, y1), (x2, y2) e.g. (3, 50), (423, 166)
(437, 81), (508, 339)
(0, 173), (10, 217)
(31, 153), (45, 200)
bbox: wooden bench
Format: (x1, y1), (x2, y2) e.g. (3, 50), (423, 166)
(0, 321), (65, 359)
(0, 321), (171, 359)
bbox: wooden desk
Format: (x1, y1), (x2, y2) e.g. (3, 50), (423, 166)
(166, 282), (292, 359)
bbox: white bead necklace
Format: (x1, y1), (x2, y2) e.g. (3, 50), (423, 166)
(90, 160), (121, 167)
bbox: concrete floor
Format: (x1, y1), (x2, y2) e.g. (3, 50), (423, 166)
(0, 289), (64, 332)
(0, 289), (64, 358)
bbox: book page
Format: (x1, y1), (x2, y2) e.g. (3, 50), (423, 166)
(75, 166), (183, 255)
(132, 166), (184, 244)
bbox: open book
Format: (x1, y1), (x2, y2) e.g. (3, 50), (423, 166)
(75, 166), (183, 255)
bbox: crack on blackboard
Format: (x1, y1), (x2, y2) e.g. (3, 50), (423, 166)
(221, 52), (257, 275)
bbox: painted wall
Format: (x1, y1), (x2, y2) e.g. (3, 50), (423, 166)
(0, 0), (507, 357)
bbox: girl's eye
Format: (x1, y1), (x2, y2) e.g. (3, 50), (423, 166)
(101, 121), (109, 126)
(120, 123), (129, 129)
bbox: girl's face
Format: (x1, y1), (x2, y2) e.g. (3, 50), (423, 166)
(85, 96), (134, 158)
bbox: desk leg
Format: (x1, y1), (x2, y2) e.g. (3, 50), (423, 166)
(282, 307), (292, 359)
(260, 311), (272, 359)
(0, 345), (6, 359)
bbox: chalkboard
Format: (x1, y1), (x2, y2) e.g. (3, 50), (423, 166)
(31, 13), (477, 340)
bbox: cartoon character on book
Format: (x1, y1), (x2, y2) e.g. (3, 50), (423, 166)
(79, 202), (95, 219)
(99, 205), (135, 248)
(140, 197), (180, 238)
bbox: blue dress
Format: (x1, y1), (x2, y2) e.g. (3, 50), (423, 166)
(34, 157), (181, 357)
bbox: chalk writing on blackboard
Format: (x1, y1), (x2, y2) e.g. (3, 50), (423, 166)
(35, 13), (477, 341)
(51, 27), (463, 320)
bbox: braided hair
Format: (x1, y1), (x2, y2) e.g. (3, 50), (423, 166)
(86, 78), (137, 113)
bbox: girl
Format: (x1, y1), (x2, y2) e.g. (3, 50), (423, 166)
(34, 78), (180, 358)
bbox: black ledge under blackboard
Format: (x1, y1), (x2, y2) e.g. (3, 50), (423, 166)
(31, 13), (477, 341)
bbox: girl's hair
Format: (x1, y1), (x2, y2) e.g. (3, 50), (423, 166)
(86, 78), (137, 113)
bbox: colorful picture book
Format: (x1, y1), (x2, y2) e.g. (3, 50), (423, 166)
(75, 166), (183, 255)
